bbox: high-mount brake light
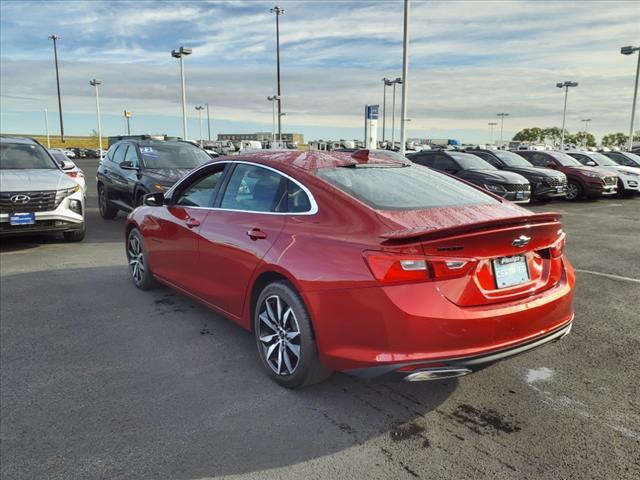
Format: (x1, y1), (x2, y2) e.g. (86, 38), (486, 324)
(363, 251), (474, 285)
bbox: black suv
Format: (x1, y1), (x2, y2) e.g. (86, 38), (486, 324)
(467, 148), (567, 201)
(408, 150), (531, 203)
(96, 139), (210, 218)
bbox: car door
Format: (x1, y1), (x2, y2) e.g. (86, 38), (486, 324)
(144, 163), (228, 289)
(103, 144), (126, 202)
(195, 162), (287, 321)
(121, 144), (142, 208)
(109, 143), (133, 204)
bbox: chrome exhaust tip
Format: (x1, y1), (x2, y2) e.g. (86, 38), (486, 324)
(403, 367), (472, 382)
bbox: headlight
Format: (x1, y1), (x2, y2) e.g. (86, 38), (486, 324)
(582, 171), (601, 178)
(55, 185), (80, 205)
(484, 183), (506, 194)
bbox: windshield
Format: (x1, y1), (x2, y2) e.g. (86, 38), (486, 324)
(0, 143), (58, 170)
(315, 164), (498, 210)
(450, 153), (497, 170)
(587, 153), (618, 166)
(493, 150), (533, 167)
(138, 143), (211, 169)
(49, 150), (69, 164)
(549, 151), (583, 167)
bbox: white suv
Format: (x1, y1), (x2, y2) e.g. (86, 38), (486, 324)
(0, 137), (86, 241)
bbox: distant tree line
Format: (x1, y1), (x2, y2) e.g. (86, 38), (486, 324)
(512, 127), (639, 148)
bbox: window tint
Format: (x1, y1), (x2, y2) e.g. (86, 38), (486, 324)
(315, 164), (498, 210)
(112, 144), (126, 164)
(221, 164), (287, 212)
(123, 145), (139, 166)
(433, 155), (457, 171)
(176, 168), (224, 207)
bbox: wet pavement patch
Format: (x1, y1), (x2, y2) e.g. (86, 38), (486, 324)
(448, 404), (522, 435)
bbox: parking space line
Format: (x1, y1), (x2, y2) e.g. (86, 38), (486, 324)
(574, 269), (640, 284)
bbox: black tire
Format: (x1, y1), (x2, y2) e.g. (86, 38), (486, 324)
(63, 224), (85, 242)
(98, 184), (118, 219)
(565, 180), (583, 201)
(254, 281), (331, 389)
(126, 228), (158, 290)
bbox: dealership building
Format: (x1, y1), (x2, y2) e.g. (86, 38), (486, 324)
(217, 132), (304, 144)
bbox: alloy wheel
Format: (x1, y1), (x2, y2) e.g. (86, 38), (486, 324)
(566, 183), (579, 200)
(258, 295), (301, 376)
(127, 234), (145, 285)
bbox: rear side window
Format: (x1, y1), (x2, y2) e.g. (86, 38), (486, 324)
(474, 152), (500, 167)
(112, 145), (126, 164)
(221, 164), (287, 212)
(315, 164), (498, 210)
(287, 180), (311, 213)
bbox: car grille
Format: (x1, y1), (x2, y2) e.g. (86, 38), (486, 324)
(503, 184), (531, 192)
(604, 176), (617, 186)
(544, 177), (566, 187)
(0, 191), (57, 213)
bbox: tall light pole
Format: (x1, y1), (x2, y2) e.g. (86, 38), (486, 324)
(556, 81), (578, 150)
(267, 95), (279, 145)
(399, 0), (411, 156)
(205, 103), (211, 141)
(488, 122), (497, 145)
(48, 34), (64, 143)
(381, 78), (393, 144)
(279, 112), (286, 143)
(270, 6), (284, 141)
(44, 109), (50, 148)
(497, 113), (509, 145)
(195, 106), (205, 146)
(90, 79), (103, 158)
(581, 118), (591, 148)
(391, 77), (402, 149)
(171, 46), (192, 140)
(621, 45), (640, 151)
(124, 110), (132, 135)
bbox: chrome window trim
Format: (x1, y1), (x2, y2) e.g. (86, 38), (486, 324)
(166, 160), (318, 216)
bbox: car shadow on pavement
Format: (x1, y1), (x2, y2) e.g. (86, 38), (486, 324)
(0, 266), (457, 480)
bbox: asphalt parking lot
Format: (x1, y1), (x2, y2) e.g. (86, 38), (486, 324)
(1, 158), (639, 480)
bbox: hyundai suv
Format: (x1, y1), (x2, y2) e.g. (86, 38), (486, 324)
(515, 150), (617, 201)
(408, 150), (531, 203)
(0, 136), (85, 241)
(96, 139), (211, 219)
(567, 150), (639, 195)
(468, 148), (567, 201)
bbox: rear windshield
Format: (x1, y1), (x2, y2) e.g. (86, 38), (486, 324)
(138, 143), (211, 169)
(315, 164), (499, 210)
(549, 151), (582, 167)
(450, 153), (497, 170)
(0, 143), (58, 170)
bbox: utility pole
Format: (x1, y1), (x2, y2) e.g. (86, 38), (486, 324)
(195, 105), (205, 147)
(381, 78), (392, 144)
(497, 113), (510, 146)
(271, 6), (284, 141)
(488, 122), (497, 145)
(171, 46), (192, 140)
(90, 79), (103, 158)
(556, 81), (578, 150)
(399, 0), (410, 156)
(44, 109), (51, 148)
(581, 118), (592, 148)
(48, 35), (64, 142)
(621, 46), (640, 151)
(391, 78), (402, 149)
(206, 103), (211, 141)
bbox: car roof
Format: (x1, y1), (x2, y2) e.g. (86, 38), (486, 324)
(234, 149), (411, 171)
(0, 136), (39, 145)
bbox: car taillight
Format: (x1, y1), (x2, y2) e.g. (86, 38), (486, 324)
(550, 233), (566, 258)
(363, 251), (474, 285)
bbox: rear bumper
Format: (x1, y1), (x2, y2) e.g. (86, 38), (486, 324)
(307, 257), (575, 374)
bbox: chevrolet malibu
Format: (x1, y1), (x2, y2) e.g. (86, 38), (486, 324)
(126, 150), (575, 388)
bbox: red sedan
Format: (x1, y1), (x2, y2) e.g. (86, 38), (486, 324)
(126, 150), (575, 388)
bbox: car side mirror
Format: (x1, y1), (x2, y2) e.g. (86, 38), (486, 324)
(120, 160), (138, 170)
(144, 192), (165, 207)
(586, 160), (597, 166)
(59, 159), (75, 170)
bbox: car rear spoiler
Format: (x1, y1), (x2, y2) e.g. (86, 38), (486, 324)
(380, 212), (562, 242)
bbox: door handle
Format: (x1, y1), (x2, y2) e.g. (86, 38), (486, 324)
(185, 217), (200, 228)
(247, 228), (267, 240)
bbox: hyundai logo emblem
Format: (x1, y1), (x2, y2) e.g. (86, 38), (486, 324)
(10, 194), (31, 205)
(512, 235), (531, 247)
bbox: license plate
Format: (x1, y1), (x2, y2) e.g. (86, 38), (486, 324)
(9, 212), (36, 225)
(493, 255), (530, 288)
(516, 191), (524, 200)
(556, 186), (564, 192)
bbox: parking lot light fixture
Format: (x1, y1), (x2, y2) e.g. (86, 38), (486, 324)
(581, 118), (592, 148)
(556, 81), (579, 150)
(621, 45), (640, 151)
(171, 46), (192, 140)
(90, 79), (103, 158)
(205, 103), (211, 141)
(382, 78), (393, 143)
(496, 113), (509, 145)
(195, 106), (205, 147)
(270, 6), (285, 142)
(391, 77), (402, 149)
(48, 34), (64, 143)
(44, 108), (50, 148)
(399, 0), (411, 156)
(488, 122), (498, 145)
(267, 95), (279, 145)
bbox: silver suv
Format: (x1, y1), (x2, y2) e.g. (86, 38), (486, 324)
(0, 136), (85, 241)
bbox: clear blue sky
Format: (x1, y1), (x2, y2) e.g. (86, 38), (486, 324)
(1, 0), (638, 143)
